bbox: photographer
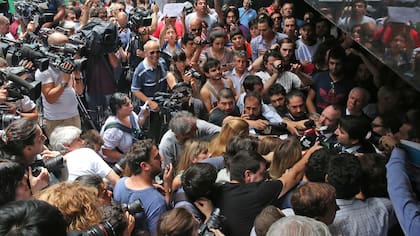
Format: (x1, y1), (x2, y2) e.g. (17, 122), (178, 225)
(0, 118), (50, 195)
(167, 49), (201, 98)
(254, 50), (301, 95)
(42, 0), (66, 28)
(127, 5), (159, 70)
(0, 58), (38, 121)
(35, 32), (84, 138)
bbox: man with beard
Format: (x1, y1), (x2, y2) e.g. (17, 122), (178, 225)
(306, 46), (354, 114)
(113, 139), (172, 236)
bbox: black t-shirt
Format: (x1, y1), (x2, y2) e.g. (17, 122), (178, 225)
(212, 180), (283, 236)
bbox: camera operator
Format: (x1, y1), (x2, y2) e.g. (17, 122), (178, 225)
(127, 5), (159, 70)
(0, 58), (38, 121)
(41, 0), (66, 28)
(79, 2), (121, 112)
(35, 32), (84, 138)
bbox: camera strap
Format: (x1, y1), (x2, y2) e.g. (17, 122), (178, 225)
(103, 114), (142, 142)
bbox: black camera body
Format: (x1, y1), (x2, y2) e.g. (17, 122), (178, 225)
(186, 68), (205, 81)
(30, 155), (64, 177)
(275, 62), (292, 73)
(121, 199), (144, 215)
(198, 208), (223, 236)
(128, 7), (153, 31)
(14, 0), (54, 26)
(196, 39), (210, 46)
(81, 199), (144, 236)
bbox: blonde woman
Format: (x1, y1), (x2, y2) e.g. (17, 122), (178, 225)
(208, 118), (249, 157)
(172, 139), (209, 190)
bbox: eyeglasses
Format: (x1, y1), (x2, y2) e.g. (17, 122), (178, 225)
(149, 50), (161, 55)
(190, 28), (202, 32)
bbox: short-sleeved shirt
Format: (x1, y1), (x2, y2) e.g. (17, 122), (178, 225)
(66, 148), (112, 181)
(238, 8), (257, 29)
(131, 58), (168, 101)
(311, 71), (354, 114)
(99, 112), (140, 163)
(113, 177), (167, 236)
(35, 66), (79, 120)
(250, 32), (288, 61)
(255, 70), (301, 93)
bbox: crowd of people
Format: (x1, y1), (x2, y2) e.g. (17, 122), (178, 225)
(0, 0), (420, 235)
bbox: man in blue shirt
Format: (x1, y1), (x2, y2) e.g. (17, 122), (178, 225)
(238, 0), (257, 30)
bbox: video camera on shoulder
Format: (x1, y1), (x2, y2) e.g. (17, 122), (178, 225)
(14, 0), (54, 26)
(128, 7), (153, 31)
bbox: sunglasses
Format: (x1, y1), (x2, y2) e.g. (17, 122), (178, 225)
(191, 28), (202, 32)
(149, 50), (161, 55)
(272, 17), (281, 21)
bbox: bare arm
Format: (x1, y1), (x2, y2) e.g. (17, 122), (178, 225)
(149, 3), (159, 34)
(200, 87), (213, 113)
(105, 170), (120, 187)
(306, 88), (317, 114)
(278, 143), (322, 197)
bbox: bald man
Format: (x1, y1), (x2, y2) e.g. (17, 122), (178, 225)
(0, 16), (13, 40)
(117, 11), (130, 48)
(35, 32), (84, 138)
(131, 40), (168, 141)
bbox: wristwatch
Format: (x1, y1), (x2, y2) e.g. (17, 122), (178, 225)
(60, 81), (69, 88)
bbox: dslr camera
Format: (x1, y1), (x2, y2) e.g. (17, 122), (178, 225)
(30, 155), (64, 177)
(198, 208), (223, 236)
(82, 199), (144, 236)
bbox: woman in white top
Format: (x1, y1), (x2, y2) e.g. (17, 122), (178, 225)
(100, 93), (149, 164)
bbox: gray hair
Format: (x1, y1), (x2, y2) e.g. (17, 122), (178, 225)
(49, 126), (82, 153)
(266, 215), (332, 236)
(350, 87), (370, 106)
(168, 111), (197, 135)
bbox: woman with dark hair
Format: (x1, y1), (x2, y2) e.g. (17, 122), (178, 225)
(0, 118), (45, 166)
(0, 119), (53, 196)
(0, 159), (29, 206)
(99, 92), (149, 164)
(167, 49), (200, 98)
(199, 30), (234, 72)
(224, 7), (250, 41)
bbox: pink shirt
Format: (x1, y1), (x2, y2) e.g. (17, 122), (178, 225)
(152, 20), (183, 38)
